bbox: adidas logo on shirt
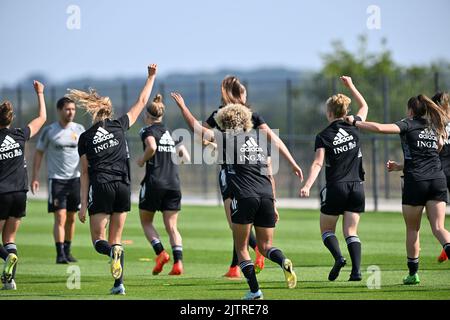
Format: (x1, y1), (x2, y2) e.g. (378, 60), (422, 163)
(418, 128), (437, 141)
(159, 131), (175, 146)
(240, 137), (263, 152)
(333, 128), (354, 146)
(417, 128), (438, 149)
(0, 135), (20, 152)
(93, 127), (114, 145)
(0, 135), (22, 160)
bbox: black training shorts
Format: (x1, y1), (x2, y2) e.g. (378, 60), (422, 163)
(48, 178), (81, 213)
(0, 191), (27, 220)
(230, 197), (276, 228)
(320, 181), (365, 216)
(139, 183), (181, 212)
(88, 181), (131, 215)
(402, 177), (448, 206)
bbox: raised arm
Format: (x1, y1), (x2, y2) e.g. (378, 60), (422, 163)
(340, 76), (368, 121)
(28, 81), (47, 138)
(345, 116), (401, 134)
(136, 136), (157, 167)
(30, 150), (44, 194)
(300, 148), (325, 197)
(127, 64), (157, 127)
(258, 123), (303, 181)
(171, 92), (215, 142)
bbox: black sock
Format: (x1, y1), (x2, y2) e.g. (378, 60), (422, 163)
(443, 243), (450, 259)
(113, 247), (124, 287)
(55, 242), (65, 257)
(248, 230), (257, 250)
(231, 245), (239, 267)
(4, 243), (17, 280)
(322, 232), (343, 261)
(172, 245), (183, 263)
(239, 260), (259, 293)
(0, 245), (8, 261)
(266, 247), (286, 268)
(407, 257), (419, 276)
(151, 239), (164, 255)
(64, 241), (72, 256)
(94, 240), (111, 256)
(346, 236), (361, 274)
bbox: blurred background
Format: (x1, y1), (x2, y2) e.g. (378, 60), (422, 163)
(1, 0), (449, 210)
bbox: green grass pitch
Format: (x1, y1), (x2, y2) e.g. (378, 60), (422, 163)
(1, 200), (450, 300)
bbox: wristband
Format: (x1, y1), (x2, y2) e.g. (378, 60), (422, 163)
(352, 119), (358, 126)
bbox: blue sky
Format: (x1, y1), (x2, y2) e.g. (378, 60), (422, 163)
(1, 0), (449, 86)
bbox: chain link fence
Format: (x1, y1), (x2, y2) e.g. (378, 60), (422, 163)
(2, 70), (450, 210)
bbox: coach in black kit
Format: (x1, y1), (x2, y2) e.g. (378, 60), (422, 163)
(68, 64), (157, 295)
(0, 80), (47, 290)
(301, 76), (368, 282)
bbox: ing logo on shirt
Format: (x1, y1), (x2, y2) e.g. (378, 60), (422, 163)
(158, 131), (176, 153)
(332, 129), (356, 155)
(417, 128), (438, 149)
(92, 127), (119, 154)
(0, 135), (23, 161)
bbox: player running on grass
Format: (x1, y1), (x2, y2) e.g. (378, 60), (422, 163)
(431, 92), (450, 263)
(0, 81), (47, 290)
(31, 97), (85, 264)
(137, 94), (190, 276)
(172, 92), (302, 300)
(347, 94), (450, 285)
(203, 76), (266, 278)
(300, 76), (367, 282)
(69, 63), (157, 295)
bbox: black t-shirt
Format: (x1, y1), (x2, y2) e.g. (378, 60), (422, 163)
(222, 131), (273, 200)
(78, 115), (131, 185)
(439, 122), (450, 177)
(205, 106), (267, 170)
(395, 117), (445, 181)
(315, 117), (365, 185)
(0, 126), (31, 194)
(140, 123), (180, 191)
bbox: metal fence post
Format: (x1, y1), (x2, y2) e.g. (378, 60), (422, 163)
(199, 81), (208, 199)
(434, 71), (440, 93)
(50, 86), (56, 123)
(372, 137), (379, 212)
(383, 76), (390, 199)
(286, 79), (295, 198)
(121, 84), (128, 116)
(16, 85), (22, 127)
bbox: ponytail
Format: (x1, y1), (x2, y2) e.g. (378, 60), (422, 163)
(66, 88), (113, 123)
(413, 94), (448, 138)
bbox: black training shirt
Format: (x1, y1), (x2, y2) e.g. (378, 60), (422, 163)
(222, 131), (273, 200)
(140, 123), (180, 191)
(395, 117), (445, 181)
(0, 126), (31, 194)
(78, 115), (131, 185)
(315, 117), (365, 185)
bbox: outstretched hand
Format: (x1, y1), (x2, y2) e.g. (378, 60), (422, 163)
(340, 76), (354, 88)
(33, 80), (44, 94)
(171, 92), (186, 109)
(293, 164), (304, 182)
(148, 64), (157, 77)
(386, 160), (402, 172)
